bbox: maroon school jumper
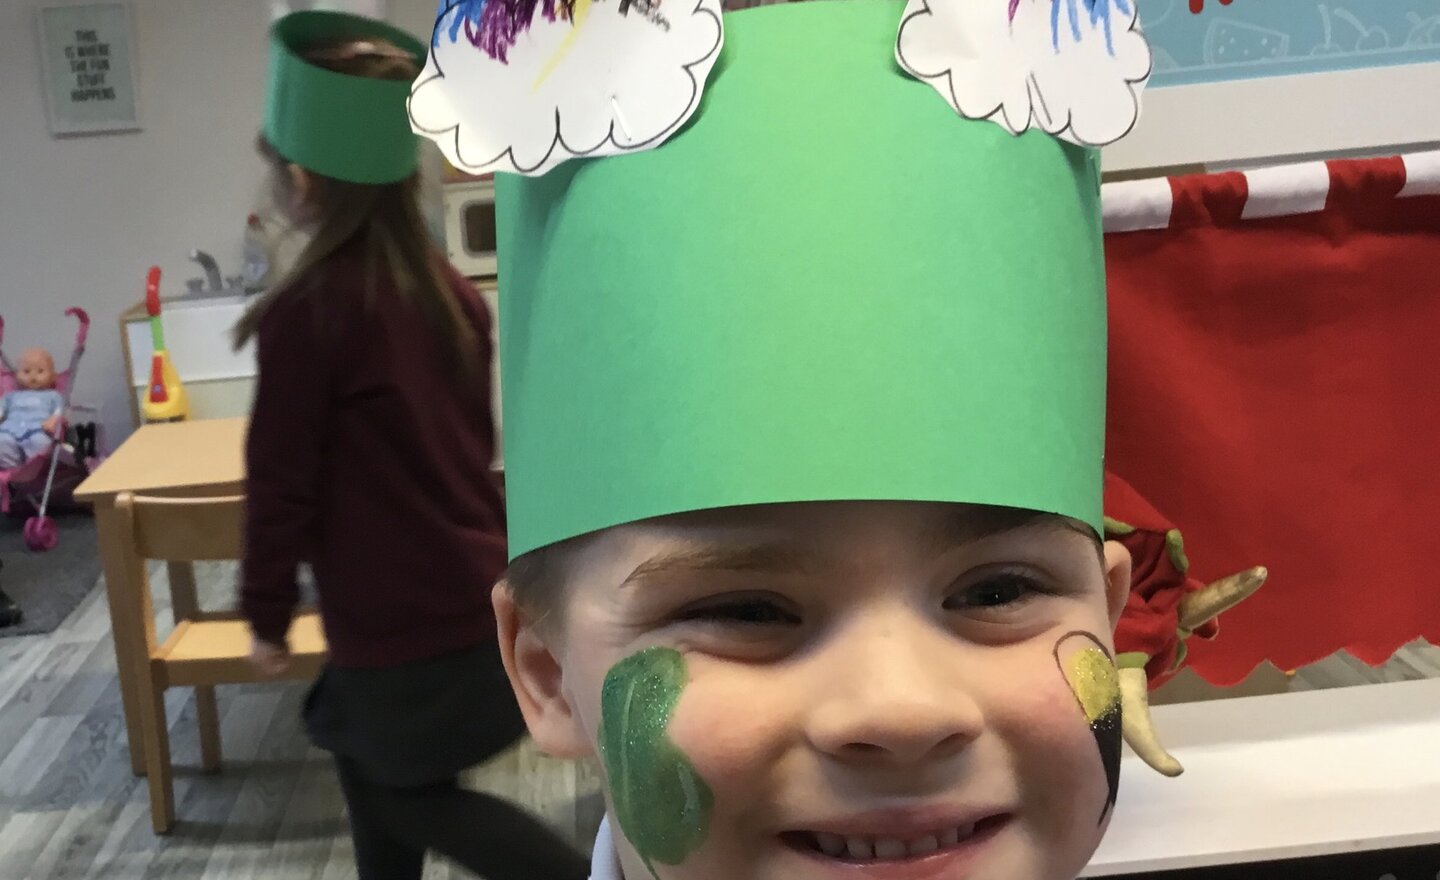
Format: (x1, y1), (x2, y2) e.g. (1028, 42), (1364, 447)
(241, 240), (506, 668)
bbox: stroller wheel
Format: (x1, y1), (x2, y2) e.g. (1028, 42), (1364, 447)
(24, 516), (58, 552)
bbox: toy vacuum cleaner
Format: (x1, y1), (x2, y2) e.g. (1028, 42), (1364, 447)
(141, 266), (189, 424)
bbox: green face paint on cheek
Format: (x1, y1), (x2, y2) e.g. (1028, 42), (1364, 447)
(1055, 631), (1123, 825)
(599, 647), (714, 879)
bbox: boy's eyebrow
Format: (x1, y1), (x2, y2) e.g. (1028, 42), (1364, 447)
(927, 511), (1100, 554)
(621, 512), (1102, 589)
(619, 542), (821, 590)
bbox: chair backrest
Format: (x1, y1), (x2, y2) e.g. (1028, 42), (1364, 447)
(119, 492), (246, 562)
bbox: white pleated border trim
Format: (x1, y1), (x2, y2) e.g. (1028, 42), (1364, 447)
(1102, 149), (1440, 233)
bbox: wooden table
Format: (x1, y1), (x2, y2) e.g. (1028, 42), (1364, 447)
(1084, 677), (1440, 877)
(75, 417), (246, 776)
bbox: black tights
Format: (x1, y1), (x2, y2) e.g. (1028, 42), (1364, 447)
(335, 755), (591, 880)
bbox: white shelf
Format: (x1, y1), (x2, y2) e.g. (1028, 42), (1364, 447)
(1104, 62), (1440, 173)
(1084, 678), (1440, 875)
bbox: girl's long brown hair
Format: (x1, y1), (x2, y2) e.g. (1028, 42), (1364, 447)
(233, 38), (479, 388)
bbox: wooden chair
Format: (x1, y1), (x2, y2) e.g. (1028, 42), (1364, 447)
(111, 492), (327, 833)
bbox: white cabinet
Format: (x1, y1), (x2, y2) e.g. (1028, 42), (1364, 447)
(120, 295), (257, 428)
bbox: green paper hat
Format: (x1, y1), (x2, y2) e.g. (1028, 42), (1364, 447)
(497, 0), (1107, 559)
(264, 11), (423, 185)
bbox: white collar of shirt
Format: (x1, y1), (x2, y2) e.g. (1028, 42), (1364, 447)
(590, 814), (623, 880)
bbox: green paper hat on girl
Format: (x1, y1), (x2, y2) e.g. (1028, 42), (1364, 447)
(409, 0), (1151, 558)
(265, 10), (424, 185)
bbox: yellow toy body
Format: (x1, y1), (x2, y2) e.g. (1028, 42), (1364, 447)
(141, 350), (189, 423)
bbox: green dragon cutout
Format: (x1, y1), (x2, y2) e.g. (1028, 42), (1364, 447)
(599, 647), (714, 879)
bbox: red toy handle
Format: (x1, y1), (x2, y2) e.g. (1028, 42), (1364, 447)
(65, 307), (90, 349)
(146, 266), (163, 317)
(149, 354), (169, 403)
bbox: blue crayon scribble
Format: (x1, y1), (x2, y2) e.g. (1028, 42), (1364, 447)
(1023, 0), (1133, 56)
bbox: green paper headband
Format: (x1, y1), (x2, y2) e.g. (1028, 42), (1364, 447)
(497, 0), (1107, 559)
(264, 10), (423, 185)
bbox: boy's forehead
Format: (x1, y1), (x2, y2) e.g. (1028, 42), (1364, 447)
(606, 501), (1094, 570)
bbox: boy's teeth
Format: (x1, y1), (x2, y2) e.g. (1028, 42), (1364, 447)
(816, 833), (846, 857)
(845, 837), (874, 859)
(910, 835), (940, 856)
(817, 824), (978, 861)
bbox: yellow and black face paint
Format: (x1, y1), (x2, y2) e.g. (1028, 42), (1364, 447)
(1055, 631), (1122, 824)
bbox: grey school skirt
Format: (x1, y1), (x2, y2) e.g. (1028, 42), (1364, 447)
(302, 637), (528, 788)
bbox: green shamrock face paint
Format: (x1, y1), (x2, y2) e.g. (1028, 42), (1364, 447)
(599, 647), (714, 879)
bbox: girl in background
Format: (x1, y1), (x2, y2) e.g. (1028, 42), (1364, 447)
(235, 12), (588, 880)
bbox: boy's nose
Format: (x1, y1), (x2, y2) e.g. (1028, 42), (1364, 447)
(803, 619), (985, 766)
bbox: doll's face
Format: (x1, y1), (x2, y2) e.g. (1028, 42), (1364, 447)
(16, 350), (56, 391)
(502, 501), (1132, 880)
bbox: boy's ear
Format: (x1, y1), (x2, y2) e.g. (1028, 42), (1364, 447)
(493, 581), (591, 759)
(1101, 540), (1133, 630)
(286, 163), (314, 204)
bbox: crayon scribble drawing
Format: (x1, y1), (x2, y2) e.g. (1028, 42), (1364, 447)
(412, 0), (723, 175)
(1033, 0), (1137, 55)
(897, 0), (1150, 146)
(1008, 0), (1138, 55)
(440, 0), (579, 63)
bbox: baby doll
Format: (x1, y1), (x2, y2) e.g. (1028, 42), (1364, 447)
(0, 348), (65, 469)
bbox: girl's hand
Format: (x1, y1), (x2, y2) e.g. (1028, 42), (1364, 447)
(249, 637), (292, 678)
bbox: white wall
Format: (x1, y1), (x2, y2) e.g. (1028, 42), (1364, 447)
(0, 0), (269, 446)
(0, 0), (435, 449)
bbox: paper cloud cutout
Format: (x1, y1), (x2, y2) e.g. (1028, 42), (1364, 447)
(895, 0), (1152, 147)
(409, 0), (723, 175)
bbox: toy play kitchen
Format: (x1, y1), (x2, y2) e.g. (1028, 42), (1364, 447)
(119, 250), (256, 427)
(118, 237), (502, 463)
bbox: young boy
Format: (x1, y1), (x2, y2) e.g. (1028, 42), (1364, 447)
(411, 0), (1151, 877)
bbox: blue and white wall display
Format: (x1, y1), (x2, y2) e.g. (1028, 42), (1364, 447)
(1142, 0), (1440, 87)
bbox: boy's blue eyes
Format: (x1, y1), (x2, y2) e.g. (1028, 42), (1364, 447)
(946, 573), (1045, 610)
(672, 573), (1048, 627)
(675, 598), (802, 626)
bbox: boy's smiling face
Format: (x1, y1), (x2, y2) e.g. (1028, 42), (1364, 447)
(498, 500), (1132, 880)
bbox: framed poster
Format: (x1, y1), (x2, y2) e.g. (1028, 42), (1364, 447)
(36, 1), (140, 136)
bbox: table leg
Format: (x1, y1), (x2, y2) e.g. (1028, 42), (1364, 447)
(166, 561), (222, 771)
(196, 687), (222, 772)
(94, 504), (147, 777)
(166, 561), (199, 622)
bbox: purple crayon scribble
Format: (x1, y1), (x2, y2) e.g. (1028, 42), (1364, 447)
(441, 0), (577, 63)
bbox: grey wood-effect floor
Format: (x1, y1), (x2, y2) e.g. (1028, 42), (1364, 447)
(1, 562), (1437, 879)
(0, 562), (606, 880)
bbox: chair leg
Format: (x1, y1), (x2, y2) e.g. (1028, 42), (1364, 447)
(139, 675), (176, 834)
(196, 686), (222, 773)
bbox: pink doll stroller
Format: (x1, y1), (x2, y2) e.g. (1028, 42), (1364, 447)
(0, 309), (103, 550)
